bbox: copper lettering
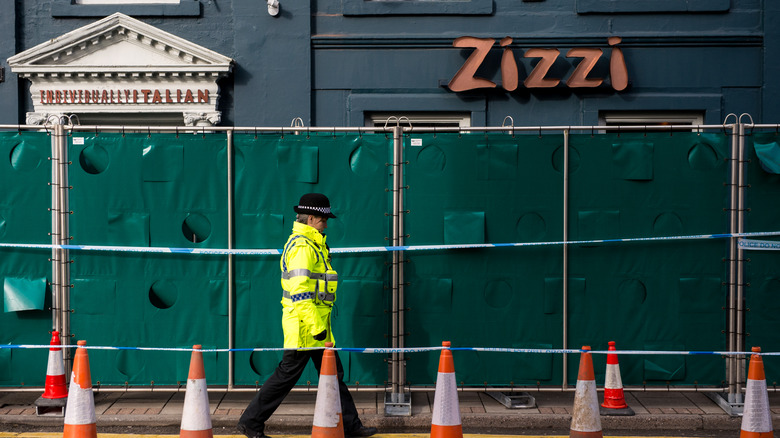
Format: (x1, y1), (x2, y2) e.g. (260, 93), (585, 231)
(184, 89), (194, 103)
(499, 37), (518, 92)
(449, 36), (629, 92)
(608, 37), (628, 91)
(448, 36), (497, 92)
(165, 89), (173, 103)
(152, 90), (162, 104)
(524, 48), (561, 88)
(565, 48), (603, 88)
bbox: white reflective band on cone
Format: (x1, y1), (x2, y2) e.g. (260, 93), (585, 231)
(46, 350), (64, 375)
(572, 380), (601, 433)
(313, 374), (342, 427)
(64, 373), (96, 425)
(604, 363), (623, 389)
(742, 378), (772, 432)
(181, 378), (212, 430)
(432, 372), (461, 426)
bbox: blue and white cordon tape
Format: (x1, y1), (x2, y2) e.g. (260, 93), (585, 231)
(1, 231), (779, 256)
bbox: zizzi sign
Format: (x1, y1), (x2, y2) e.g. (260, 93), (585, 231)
(39, 88), (211, 105)
(448, 36), (628, 92)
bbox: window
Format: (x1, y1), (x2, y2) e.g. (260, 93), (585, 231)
(52, 0), (199, 17)
(75, 0), (179, 3)
(576, 0), (728, 14)
(599, 111), (704, 132)
(71, 112), (186, 127)
(366, 112), (471, 129)
(343, 0), (492, 16)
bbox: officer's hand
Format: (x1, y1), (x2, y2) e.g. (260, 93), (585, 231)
(314, 330), (327, 341)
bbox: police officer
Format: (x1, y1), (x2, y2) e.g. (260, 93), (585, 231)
(238, 193), (378, 438)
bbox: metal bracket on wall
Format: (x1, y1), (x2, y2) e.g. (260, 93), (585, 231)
(384, 391), (411, 416)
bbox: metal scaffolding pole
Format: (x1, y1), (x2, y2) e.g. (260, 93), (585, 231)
(735, 120), (748, 399)
(49, 123), (61, 337)
(227, 130), (235, 389)
(562, 129), (569, 390)
(49, 121), (72, 373)
(385, 124), (411, 416)
(59, 123), (71, 370)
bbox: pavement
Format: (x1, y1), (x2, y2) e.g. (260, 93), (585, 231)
(1, 388), (779, 435)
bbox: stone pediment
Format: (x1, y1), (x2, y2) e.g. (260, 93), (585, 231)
(7, 13), (233, 126)
(8, 12), (232, 75)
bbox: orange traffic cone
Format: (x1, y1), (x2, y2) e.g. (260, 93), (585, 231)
(431, 341), (462, 438)
(42, 331), (68, 399)
(570, 346), (602, 438)
(63, 340), (97, 438)
(740, 346), (773, 438)
(312, 342), (345, 438)
(599, 341), (634, 416)
(180, 345), (213, 438)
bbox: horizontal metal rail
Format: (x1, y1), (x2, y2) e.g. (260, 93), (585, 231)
(0, 123), (753, 134)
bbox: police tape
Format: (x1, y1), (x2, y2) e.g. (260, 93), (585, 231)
(738, 239), (780, 250)
(2, 230), (780, 256)
(0, 344), (777, 356)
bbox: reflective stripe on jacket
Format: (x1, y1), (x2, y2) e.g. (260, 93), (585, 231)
(279, 221), (337, 349)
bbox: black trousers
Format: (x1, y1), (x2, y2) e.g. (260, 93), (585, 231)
(239, 349), (362, 434)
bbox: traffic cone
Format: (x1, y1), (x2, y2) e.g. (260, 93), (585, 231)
(180, 345), (213, 438)
(740, 346), (773, 438)
(312, 342), (345, 438)
(570, 346), (602, 438)
(431, 341), (462, 438)
(42, 331), (68, 399)
(63, 340), (97, 438)
(599, 341), (634, 416)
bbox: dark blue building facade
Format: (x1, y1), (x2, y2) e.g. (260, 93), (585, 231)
(1, 0), (777, 128)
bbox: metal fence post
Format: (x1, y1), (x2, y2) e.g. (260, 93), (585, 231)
(385, 124), (411, 416)
(49, 122), (61, 338)
(562, 129), (569, 390)
(227, 129), (235, 389)
(49, 120), (71, 374)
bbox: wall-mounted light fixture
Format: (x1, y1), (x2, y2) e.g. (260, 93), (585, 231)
(267, 0), (280, 16)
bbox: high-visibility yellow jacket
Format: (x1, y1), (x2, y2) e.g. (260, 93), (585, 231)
(280, 221), (338, 349)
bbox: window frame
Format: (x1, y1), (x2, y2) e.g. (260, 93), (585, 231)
(599, 111), (706, 133)
(575, 0), (728, 14)
(342, 0), (492, 16)
(51, 0), (200, 17)
(366, 112), (472, 129)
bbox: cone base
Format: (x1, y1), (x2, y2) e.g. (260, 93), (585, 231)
(599, 405), (635, 416)
(431, 424), (463, 438)
(740, 432), (774, 438)
(570, 430), (603, 438)
(180, 429), (214, 438)
(312, 422), (345, 438)
(63, 423), (97, 438)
